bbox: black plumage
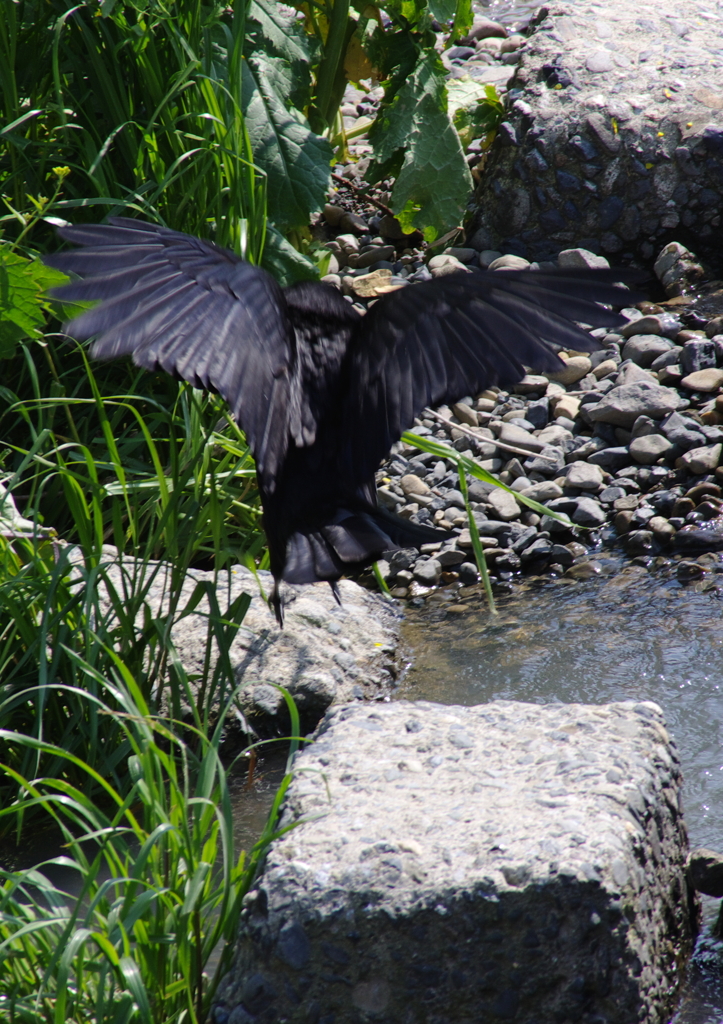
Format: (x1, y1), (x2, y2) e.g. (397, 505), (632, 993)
(45, 218), (642, 624)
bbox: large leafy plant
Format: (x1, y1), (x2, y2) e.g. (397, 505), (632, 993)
(299, 0), (503, 240)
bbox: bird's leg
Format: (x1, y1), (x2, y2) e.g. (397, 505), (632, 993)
(270, 580), (285, 627)
(329, 580), (343, 608)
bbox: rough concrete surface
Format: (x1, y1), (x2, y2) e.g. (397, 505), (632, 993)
(213, 699), (697, 1024)
(471, 0), (723, 264)
(67, 551), (401, 733)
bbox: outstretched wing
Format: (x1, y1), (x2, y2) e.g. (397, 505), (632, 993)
(335, 267), (645, 486)
(45, 218), (296, 493)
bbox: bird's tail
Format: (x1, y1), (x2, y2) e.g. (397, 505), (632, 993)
(283, 505), (444, 587)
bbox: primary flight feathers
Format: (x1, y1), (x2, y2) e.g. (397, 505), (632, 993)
(46, 218), (644, 624)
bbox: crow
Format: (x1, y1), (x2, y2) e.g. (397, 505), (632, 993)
(45, 218), (642, 624)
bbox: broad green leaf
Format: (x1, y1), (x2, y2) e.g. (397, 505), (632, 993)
(451, 0), (473, 39)
(382, 0), (429, 25)
(428, 0), (457, 21)
(363, 24), (420, 86)
(262, 225), (319, 286)
(241, 56), (333, 232)
(447, 78), (504, 149)
(0, 247), (67, 358)
(245, 0), (317, 111)
(367, 51), (471, 240)
(0, 321), (26, 359)
(246, 0), (317, 67)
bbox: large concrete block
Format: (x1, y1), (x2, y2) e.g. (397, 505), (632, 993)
(213, 700), (697, 1024)
(469, 0), (723, 265)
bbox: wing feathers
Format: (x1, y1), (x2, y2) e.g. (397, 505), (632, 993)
(47, 218), (294, 492)
(334, 267), (643, 485)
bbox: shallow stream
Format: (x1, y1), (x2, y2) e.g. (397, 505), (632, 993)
(397, 555), (723, 1022)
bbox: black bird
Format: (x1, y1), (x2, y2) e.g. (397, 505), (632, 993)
(45, 218), (642, 624)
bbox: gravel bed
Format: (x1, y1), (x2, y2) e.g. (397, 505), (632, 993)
(312, 173), (723, 605)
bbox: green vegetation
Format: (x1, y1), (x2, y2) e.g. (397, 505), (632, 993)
(1, 0), (502, 259)
(0, 674), (303, 1024)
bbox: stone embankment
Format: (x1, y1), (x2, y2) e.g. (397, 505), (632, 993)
(212, 699), (697, 1024)
(332, 0), (723, 266)
(468, 0), (723, 265)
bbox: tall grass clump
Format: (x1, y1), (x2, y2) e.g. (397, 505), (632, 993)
(0, 339), (273, 813)
(0, 674), (303, 1024)
(1, 0), (266, 260)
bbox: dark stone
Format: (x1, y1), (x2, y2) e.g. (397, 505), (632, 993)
(600, 486), (627, 504)
(569, 135), (598, 161)
(540, 209), (567, 233)
(674, 524), (723, 551)
(541, 60), (575, 88)
(588, 447), (631, 471)
(680, 339), (717, 374)
(687, 849), (723, 896)
(623, 530), (658, 556)
(648, 490), (678, 517)
(389, 548), (419, 573)
(703, 127), (723, 156)
(512, 527), (540, 554)
(242, 973), (278, 1014)
(277, 923), (311, 969)
(519, 537), (553, 562)
(549, 543), (574, 566)
(526, 397), (550, 429)
(499, 121), (520, 147)
(599, 196), (625, 230)
(524, 445), (566, 476)
(557, 170), (581, 192)
(458, 561), (480, 584)
(437, 548), (466, 567)
(661, 411), (706, 452)
(493, 551), (522, 572)
(573, 498), (607, 528)
(469, 480), (495, 502)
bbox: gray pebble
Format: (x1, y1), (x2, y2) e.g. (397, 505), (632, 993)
(572, 498), (607, 528)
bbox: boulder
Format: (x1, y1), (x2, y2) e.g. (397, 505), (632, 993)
(213, 700), (697, 1024)
(466, 0), (723, 264)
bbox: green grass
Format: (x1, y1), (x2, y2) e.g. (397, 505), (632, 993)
(0, 674), (303, 1024)
(1, 0), (266, 259)
(0, 335), (273, 810)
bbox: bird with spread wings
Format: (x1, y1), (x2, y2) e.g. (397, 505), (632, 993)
(45, 219), (642, 624)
